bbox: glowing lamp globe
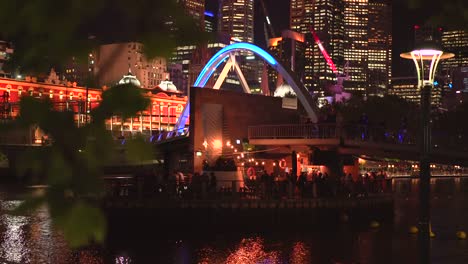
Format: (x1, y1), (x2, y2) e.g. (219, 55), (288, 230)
(400, 49), (454, 88)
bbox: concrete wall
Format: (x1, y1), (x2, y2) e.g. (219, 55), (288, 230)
(190, 87), (304, 172)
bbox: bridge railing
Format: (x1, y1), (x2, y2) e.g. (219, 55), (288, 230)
(248, 123), (420, 145)
(248, 123), (338, 139)
(247, 124), (468, 153)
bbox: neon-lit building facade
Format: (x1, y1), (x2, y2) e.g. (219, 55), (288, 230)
(0, 77), (188, 140)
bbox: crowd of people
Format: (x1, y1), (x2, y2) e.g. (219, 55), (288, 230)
(240, 170), (391, 199)
(106, 168), (392, 200)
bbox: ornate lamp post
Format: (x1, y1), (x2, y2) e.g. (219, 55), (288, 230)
(401, 42), (454, 263)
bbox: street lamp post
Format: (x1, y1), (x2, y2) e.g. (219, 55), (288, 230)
(401, 48), (454, 263)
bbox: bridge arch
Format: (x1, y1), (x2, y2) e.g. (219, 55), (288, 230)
(174, 42), (318, 134)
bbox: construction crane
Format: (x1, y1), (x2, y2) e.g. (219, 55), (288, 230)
(310, 27), (350, 97)
(259, 0), (276, 40)
(258, 0), (279, 95)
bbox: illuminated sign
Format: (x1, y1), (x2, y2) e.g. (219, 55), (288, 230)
(204, 11), (214, 17)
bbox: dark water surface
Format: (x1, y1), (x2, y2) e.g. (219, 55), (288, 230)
(1, 187), (468, 263)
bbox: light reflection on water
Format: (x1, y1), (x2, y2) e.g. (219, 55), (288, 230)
(290, 241), (311, 264)
(0, 198), (103, 264)
(225, 237), (280, 264)
(0, 200), (29, 263)
(0, 192), (468, 263)
(0, 213), (29, 263)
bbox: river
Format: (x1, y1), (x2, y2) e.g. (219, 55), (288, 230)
(1, 179), (468, 263)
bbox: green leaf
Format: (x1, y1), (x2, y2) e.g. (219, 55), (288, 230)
(13, 196), (45, 215)
(57, 201), (107, 248)
(125, 135), (154, 164)
(92, 83), (150, 120)
(47, 150), (72, 186)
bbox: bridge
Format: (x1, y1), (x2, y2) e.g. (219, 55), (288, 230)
(0, 42), (466, 172)
(248, 123), (468, 166)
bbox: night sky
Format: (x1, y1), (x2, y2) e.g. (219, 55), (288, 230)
(206, 0), (440, 78)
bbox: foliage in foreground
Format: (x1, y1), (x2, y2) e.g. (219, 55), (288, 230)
(0, 0), (211, 75)
(12, 83), (153, 247)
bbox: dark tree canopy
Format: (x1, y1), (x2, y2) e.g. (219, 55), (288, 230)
(0, 0), (211, 73)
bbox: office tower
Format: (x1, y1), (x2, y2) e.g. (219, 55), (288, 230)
(268, 30), (306, 92)
(205, 10), (216, 32)
(343, 0), (368, 93)
(291, 0), (392, 95)
(389, 77), (442, 107)
(367, 0), (392, 96)
(290, 0), (344, 93)
(170, 0), (206, 94)
(442, 30), (468, 71)
(441, 30), (468, 91)
(218, 0), (254, 43)
(179, 0), (205, 29)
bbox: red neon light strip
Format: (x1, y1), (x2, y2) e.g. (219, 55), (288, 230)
(310, 28), (338, 74)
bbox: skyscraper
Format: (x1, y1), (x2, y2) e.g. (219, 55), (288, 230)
(441, 29), (468, 101)
(290, 0), (391, 95)
(218, 0), (254, 43)
(170, 0), (206, 94)
(441, 30), (468, 71)
(205, 10), (216, 33)
(343, 0), (368, 93)
(179, 0), (205, 29)
(367, 0), (392, 96)
(290, 0), (344, 93)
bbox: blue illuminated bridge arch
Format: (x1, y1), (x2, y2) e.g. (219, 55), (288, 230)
(173, 42), (318, 134)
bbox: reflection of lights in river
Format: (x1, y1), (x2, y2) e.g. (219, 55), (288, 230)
(0, 200), (30, 263)
(226, 237), (280, 264)
(115, 254), (132, 264)
(290, 241), (311, 264)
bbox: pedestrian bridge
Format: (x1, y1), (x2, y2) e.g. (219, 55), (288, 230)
(248, 123), (468, 166)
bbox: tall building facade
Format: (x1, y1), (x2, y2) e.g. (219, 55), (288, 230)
(268, 30), (306, 93)
(389, 77), (442, 107)
(290, 0), (391, 95)
(343, 0), (369, 93)
(205, 10), (216, 32)
(441, 30), (468, 92)
(95, 42), (169, 88)
(367, 0), (392, 96)
(290, 0), (345, 93)
(218, 0), (254, 43)
(179, 0), (205, 28)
